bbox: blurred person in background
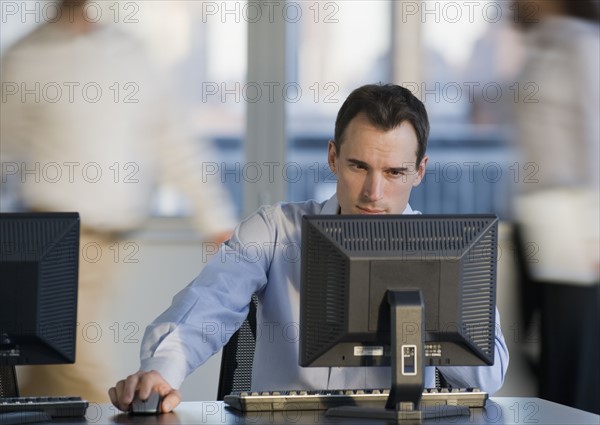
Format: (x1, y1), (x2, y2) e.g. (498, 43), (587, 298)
(0, 0), (237, 402)
(511, 0), (599, 413)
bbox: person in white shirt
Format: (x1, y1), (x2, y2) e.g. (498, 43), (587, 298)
(0, 0), (237, 402)
(108, 83), (509, 413)
(511, 0), (599, 414)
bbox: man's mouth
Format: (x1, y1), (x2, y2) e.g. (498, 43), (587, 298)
(356, 206), (386, 214)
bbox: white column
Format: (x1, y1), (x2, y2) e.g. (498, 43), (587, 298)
(244, 0), (287, 217)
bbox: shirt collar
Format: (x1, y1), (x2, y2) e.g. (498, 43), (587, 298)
(321, 194), (340, 214)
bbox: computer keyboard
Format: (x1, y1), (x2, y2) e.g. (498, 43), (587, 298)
(224, 387), (488, 412)
(0, 396), (88, 418)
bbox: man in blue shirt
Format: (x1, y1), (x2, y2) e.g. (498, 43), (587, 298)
(109, 84), (509, 413)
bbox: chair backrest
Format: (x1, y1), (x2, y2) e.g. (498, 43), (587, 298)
(215, 294), (447, 399)
(216, 295), (258, 400)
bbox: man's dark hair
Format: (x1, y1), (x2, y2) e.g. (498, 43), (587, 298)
(333, 84), (429, 167)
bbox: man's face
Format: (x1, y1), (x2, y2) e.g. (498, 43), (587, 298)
(328, 112), (428, 215)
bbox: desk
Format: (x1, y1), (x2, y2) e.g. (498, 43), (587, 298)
(56, 398), (598, 424)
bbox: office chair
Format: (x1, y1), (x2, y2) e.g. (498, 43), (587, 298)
(216, 293), (449, 400)
(216, 295), (258, 401)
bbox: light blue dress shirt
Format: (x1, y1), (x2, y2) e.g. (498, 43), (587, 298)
(140, 195), (509, 394)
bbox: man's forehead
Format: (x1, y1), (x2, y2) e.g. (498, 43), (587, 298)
(342, 121), (418, 155)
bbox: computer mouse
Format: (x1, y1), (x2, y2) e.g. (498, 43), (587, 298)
(129, 391), (162, 415)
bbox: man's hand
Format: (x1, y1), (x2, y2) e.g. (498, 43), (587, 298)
(108, 370), (181, 413)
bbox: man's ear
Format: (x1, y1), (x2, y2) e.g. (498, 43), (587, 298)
(412, 155), (428, 187)
(327, 140), (337, 173)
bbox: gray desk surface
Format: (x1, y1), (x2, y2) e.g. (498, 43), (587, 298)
(51, 398), (598, 425)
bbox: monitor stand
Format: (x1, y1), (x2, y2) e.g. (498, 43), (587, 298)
(0, 365), (55, 425)
(0, 366), (19, 397)
(325, 290), (470, 422)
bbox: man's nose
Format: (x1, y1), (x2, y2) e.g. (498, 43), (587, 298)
(363, 173), (384, 201)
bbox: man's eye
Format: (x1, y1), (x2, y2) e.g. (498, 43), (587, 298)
(389, 170), (404, 177)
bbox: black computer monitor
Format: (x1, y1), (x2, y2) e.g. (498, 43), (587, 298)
(0, 212), (80, 397)
(299, 214), (498, 420)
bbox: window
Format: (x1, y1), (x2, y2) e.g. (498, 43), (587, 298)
(1, 0), (522, 219)
(286, 1), (392, 203)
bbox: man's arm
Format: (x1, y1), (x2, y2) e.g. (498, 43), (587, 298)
(436, 308), (509, 395)
(109, 207), (277, 410)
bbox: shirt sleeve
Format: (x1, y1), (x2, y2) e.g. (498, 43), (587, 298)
(139, 206), (276, 388)
(436, 308), (509, 395)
